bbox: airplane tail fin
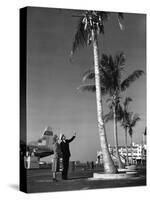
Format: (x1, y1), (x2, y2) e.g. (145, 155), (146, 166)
(38, 126), (54, 149)
(43, 126), (53, 136)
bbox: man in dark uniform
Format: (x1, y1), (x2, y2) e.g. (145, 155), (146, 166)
(60, 133), (76, 180)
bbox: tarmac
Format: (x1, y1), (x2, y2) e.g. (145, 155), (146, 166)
(26, 167), (146, 193)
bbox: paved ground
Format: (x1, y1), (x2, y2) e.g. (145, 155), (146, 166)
(26, 167), (146, 193)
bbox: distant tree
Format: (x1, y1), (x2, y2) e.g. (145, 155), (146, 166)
(127, 112), (141, 164)
(104, 97), (125, 169)
(120, 97), (132, 165)
(143, 127), (146, 144)
(142, 127), (146, 164)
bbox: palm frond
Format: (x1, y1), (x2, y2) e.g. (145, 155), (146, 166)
(77, 84), (96, 92)
(103, 54), (121, 93)
(120, 97), (133, 127)
(144, 127), (146, 135)
(99, 53), (127, 96)
(117, 12), (125, 30)
(127, 113), (140, 127)
(127, 113), (140, 137)
(71, 16), (89, 55)
(117, 104), (124, 121)
(100, 54), (117, 94)
(124, 97), (132, 108)
(104, 111), (113, 123)
(101, 86), (108, 95)
(107, 101), (114, 110)
(120, 110), (130, 128)
(96, 11), (109, 22)
(106, 98), (113, 103)
(114, 52), (126, 67)
(100, 63), (111, 80)
(108, 55), (115, 71)
(77, 83), (107, 95)
(128, 127), (133, 137)
(100, 54), (109, 67)
(118, 13), (124, 20)
(131, 114), (141, 127)
(121, 70), (144, 91)
(82, 68), (95, 82)
(104, 103), (123, 123)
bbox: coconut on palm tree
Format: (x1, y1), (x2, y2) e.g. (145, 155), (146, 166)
(71, 11), (124, 173)
(79, 53), (144, 169)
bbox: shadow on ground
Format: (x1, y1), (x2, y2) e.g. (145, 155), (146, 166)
(9, 184), (19, 191)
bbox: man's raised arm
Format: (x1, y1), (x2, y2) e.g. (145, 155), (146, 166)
(67, 132), (76, 143)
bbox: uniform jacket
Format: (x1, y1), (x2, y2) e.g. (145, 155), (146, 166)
(60, 136), (75, 158)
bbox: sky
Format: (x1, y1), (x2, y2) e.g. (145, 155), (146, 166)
(26, 7), (146, 162)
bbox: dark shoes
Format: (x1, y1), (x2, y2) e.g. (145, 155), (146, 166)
(52, 178), (58, 182)
(62, 177), (68, 180)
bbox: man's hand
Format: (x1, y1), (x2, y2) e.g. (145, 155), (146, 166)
(73, 132), (76, 137)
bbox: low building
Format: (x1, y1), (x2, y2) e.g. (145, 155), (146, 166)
(96, 143), (146, 165)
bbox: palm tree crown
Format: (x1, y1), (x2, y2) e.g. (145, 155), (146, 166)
(127, 112), (141, 138)
(119, 97), (133, 165)
(121, 97), (133, 128)
(80, 52), (144, 96)
(127, 112), (141, 164)
(71, 11), (124, 55)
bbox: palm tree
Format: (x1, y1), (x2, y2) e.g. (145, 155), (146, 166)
(104, 97), (125, 169)
(80, 53), (144, 168)
(127, 112), (141, 164)
(71, 11), (124, 173)
(142, 127), (146, 164)
(120, 97), (132, 166)
(143, 127), (146, 145)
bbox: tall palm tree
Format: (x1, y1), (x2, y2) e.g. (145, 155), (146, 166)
(120, 97), (132, 166)
(127, 112), (141, 164)
(80, 53), (144, 168)
(71, 11), (124, 173)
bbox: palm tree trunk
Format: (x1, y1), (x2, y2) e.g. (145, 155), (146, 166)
(113, 106), (124, 169)
(130, 135), (133, 164)
(143, 132), (146, 145)
(92, 29), (117, 174)
(125, 127), (129, 165)
(142, 133), (145, 165)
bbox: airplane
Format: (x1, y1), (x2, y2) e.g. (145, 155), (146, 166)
(27, 126), (54, 158)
